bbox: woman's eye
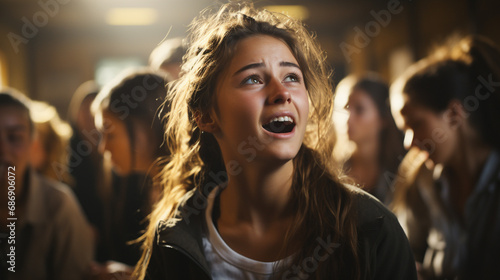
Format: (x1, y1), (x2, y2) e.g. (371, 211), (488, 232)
(354, 106), (364, 115)
(8, 133), (26, 145)
(283, 74), (299, 83)
(242, 75), (261, 85)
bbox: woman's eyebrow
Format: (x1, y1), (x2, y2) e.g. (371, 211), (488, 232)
(233, 62), (264, 76)
(280, 61), (300, 69)
(233, 61), (300, 76)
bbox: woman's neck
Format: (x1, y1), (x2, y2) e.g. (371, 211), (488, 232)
(219, 159), (294, 229)
(446, 128), (492, 189)
(215, 159), (297, 261)
(352, 137), (380, 165)
(444, 127), (492, 220)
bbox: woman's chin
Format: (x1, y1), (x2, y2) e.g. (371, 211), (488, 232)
(264, 147), (301, 164)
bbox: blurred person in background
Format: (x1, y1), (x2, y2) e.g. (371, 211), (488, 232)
(29, 100), (73, 184)
(335, 74), (405, 204)
(0, 88), (93, 280)
(149, 37), (186, 79)
(67, 81), (111, 263)
(390, 35), (500, 279)
(90, 68), (169, 279)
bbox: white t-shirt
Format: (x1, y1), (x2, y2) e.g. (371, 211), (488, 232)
(202, 186), (291, 279)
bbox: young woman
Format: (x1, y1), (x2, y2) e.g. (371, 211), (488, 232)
(90, 69), (169, 276)
(136, 3), (416, 280)
(339, 75), (405, 204)
(67, 81), (110, 262)
(93, 69), (168, 182)
(390, 36), (500, 279)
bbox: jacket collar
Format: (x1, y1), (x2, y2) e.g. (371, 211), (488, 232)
(156, 189), (211, 276)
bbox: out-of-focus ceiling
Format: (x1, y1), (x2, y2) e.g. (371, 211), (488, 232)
(0, 1), (376, 27)
(0, 0), (398, 40)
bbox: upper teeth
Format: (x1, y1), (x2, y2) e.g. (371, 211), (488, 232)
(268, 116), (293, 124)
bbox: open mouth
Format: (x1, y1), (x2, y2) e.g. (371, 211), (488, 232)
(262, 116), (295, 134)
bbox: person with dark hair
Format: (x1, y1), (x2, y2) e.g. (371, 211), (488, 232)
(89, 68), (169, 278)
(390, 35), (500, 279)
(92, 69), (168, 179)
(135, 3), (417, 280)
(0, 88), (93, 280)
(67, 81), (113, 264)
(337, 74), (405, 204)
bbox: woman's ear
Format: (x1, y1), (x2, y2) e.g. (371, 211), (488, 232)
(194, 110), (219, 133)
(445, 100), (467, 129)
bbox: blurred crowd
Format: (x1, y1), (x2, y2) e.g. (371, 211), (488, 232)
(1, 27), (499, 280)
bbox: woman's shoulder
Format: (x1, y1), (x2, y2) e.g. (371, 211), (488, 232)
(347, 185), (418, 279)
(347, 185), (400, 232)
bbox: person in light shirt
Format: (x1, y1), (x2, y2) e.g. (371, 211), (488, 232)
(0, 88), (93, 280)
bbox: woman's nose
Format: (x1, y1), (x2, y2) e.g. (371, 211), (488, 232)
(403, 129), (415, 150)
(267, 78), (292, 105)
(97, 136), (106, 155)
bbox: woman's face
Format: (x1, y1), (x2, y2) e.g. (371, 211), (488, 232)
(400, 94), (458, 165)
(208, 35), (309, 165)
(77, 95), (97, 142)
(346, 89), (383, 145)
(97, 110), (155, 175)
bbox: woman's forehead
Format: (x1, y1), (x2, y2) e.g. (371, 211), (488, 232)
(228, 35), (298, 69)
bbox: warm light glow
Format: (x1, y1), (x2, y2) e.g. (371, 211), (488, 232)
(403, 129), (414, 150)
(263, 5), (309, 20)
(0, 51), (7, 88)
(332, 75), (357, 161)
(390, 58), (430, 130)
(389, 75), (406, 129)
(106, 8), (158, 26)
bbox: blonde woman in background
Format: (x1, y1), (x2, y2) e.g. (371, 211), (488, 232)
(30, 100), (72, 183)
